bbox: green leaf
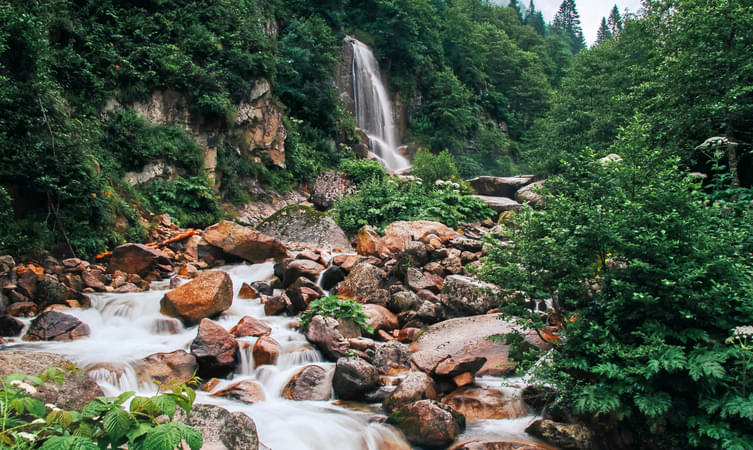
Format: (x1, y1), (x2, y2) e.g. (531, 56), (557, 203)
(40, 436), (98, 450)
(24, 396), (47, 417)
(148, 395), (177, 420)
(115, 391), (135, 405)
(176, 423), (202, 450)
(81, 399), (109, 419)
(102, 407), (132, 441)
(74, 422), (94, 438)
(142, 423), (182, 450)
(634, 391), (672, 418)
(126, 422), (153, 443)
(47, 410), (74, 427)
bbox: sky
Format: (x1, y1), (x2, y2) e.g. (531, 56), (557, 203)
(524, 0), (644, 45)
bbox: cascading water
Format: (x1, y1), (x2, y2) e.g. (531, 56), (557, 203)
(350, 38), (411, 172)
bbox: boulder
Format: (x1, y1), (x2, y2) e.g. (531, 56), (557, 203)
(515, 180), (546, 206)
(230, 316), (272, 338)
(525, 419), (596, 450)
(440, 275), (502, 317)
(238, 282), (260, 299)
(190, 319), (239, 379)
(320, 265), (346, 290)
(400, 240), (428, 267)
(356, 226), (387, 257)
(23, 311), (90, 341)
(249, 280), (273, 296)
(0, 351), (103, 411)
(161, 271), (233, 326)
(35, 276), (72, 306)
(311, 170), (354, 210)
(304, 315), (351, 360)
(332, 357), (379, 400)
(108, 243), (169, 275)
(285, 277), (324, 313)
(468, 176), (533, 198)
(176, 404), (259, 450)
(210, 379), (266, 403)
(252, 335), (281, 366)
(7, 301), (37, 317)
(443, 386), (531, 422)
(336, 262), (390, 306)
(435, 354), (487, 378)
(282, 364), (333, 401)
(136, 350), (197, 385)
(0, 315), (25, 336)
(264, 294), (291, 316)
(282, 259), (325, 287)
(363, 304), (399, 333)
(450, 440), (557, 450)
(410, 314), (547, 377)
(388, 399), (465, 448)
(406, 268), (443, 294)
(389, 290), (422, 313)
(472, 195), (523, 213)
(372, 341), (412, 374)
(383, 371), (438, 413)
(256, 205), (351, 251)
(448, 237), (484, 253)
(203, 220), (289, 263)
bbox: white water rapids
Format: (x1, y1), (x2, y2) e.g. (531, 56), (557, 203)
(6, 262), (541, 449)
(350, 38), (411, 172)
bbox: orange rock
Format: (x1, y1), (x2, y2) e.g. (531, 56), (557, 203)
(253, 336), (281, 366)
(238, 282), (259, 299)
(453, 372), (474, 387)
(203, 220), (289, 263)
(356, 226), (385, 257)
(160, 271), (233, 325)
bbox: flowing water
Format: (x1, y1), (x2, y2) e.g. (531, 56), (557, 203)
(350, 38), (411, 172)
(7, 262), (541, 449)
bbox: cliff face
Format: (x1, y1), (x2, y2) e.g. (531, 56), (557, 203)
(335, 37), (356, 118)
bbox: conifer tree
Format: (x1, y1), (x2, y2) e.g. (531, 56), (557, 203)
(596, 17), (612, 44)
(524, 0), (546, 36)
(508, 0), (522, 20)
(553, 0), (586, 53)
(607, 5), (623, 35)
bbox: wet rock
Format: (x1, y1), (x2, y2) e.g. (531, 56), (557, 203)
(389, 291), (421, 313)
(468, 176), (533, 198)
(443, 386), (531, 422)
(383, 371), (438, 413)
(230, 316), (272, 338)
(440, 275), (502, 317)
(161, 270), (233, 325)
(320, 265), (345, 291)
(264, 294), (291, 316)
(435, 355), (487, 378)
(35, 276), (72, 306)
(176, 404), (259, 450)
(332, 357), (379, 401)
(525, 419), (596, 450)
(304, 315), (351, 360)
(0, 351), (103, 411)
(252, 335), (281, 366)
(256, 205), (351, 251)
(282, 364), (333, 401)
(203, 220), (289, 263)
(7, 301), (37, 317)
(285, 277), (324, 313)
(311, 170), (355, 210)
(0, 315), (25, 336)
(388, 399), (465, 448)
(238, 282), (260, 299)
(23, 311), (90, 341)
(372, 341), (412, 374)
(190, 319), (239, 379)
(357, 226), (388, 257)
(363, 304), (399, 333)
(332, 254), (365, 272)
(400, 241), (428, 267)
(108, 243), (170, 275)
(450, 440), (557, 450)
(336, 262), (390, 306)
(82, 269), (107, 291)
(281, 259), (325, 287)
(406, 268), (443, 294)
(211, 380), (266, 403)
(137, 350), (197, 385)
(250, 280), (273, 296)
(516, 180), (546, 206)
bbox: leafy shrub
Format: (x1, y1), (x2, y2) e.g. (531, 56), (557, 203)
(299, 295), (373, 334)
(140, 177), (222, 228)
(480, 121), (753, 448)
(0, 368), (201, 450)
(334, 177), (494, 234)
(337, 159), (386, 185)
(412, 149), (459, 186)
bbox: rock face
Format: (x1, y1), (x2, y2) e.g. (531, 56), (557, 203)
(282, 364), (333, 401)
(443, 386), (530, 422)
(203, 220), (289, 263)
(410, 314), (547, 377)
(176, 404), (259, 450)
(332, 357), (379, 400)
(23, 311), (90, 342)
(161, 271), (233, 325)
(473, 195), (523, 213)
(211, 379), (266, 404)
(136, 350), (197, 385)
(336, 262), (390, 306)
(304, 315), (352, 360)
(358, 221), (458, 257)
(383, 371), (438, 413)
(389, 399), (465, 448)
(440, 275), (502, 317)
(515, 180), (546, 206)
(525, 419), (596, 450)
(311, 170), (355, 210)
(256, 205), (352, 251)
(0, 351), (103, 411)
(468, 176), (533, 198)
(108, 243), (170, 275)
(190, 319), (239, 378)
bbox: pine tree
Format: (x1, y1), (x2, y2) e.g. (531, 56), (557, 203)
(524, 0), (546, 36)
(553, 0), (586, 53)
(596, 17), (612, 44)
(509, 0), (522, 20)
(607, 5), (623, 35)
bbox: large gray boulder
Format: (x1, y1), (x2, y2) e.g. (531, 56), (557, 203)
(388, 399), (465, 448)
(472, 195), (523, 213)
(176, 404), (259, 450)
(332, 357), (379, 400)
(311, 170), (355, 210)
(440, 275), (502, 317)
(468, 176), (533, 198)
(256, 205), (351, 251)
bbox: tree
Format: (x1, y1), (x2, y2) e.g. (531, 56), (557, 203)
(524, 1), (547, 35)
(508, 0), (522, 20)
(608, 5), (623, 35)
(552, 0), (586, 53)
(596, 17), (612, 44)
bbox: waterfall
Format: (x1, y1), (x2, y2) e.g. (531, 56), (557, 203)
(349, 38), (411, 172)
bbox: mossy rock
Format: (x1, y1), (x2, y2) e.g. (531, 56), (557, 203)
(256, 205), (351, 251)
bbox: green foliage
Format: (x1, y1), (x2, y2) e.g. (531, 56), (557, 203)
(411, 149), (459, 187)
(299, 295), (373, 334)
(139, 177), (222, 228)
(488, 331), (544, 375)
(480, 120), (753, 447)
(337, 159), (386, 185)
(0, 369), (201, 450)
(334, 177), (494, 234)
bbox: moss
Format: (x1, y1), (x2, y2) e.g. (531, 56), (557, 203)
(258, 205), (328, 229)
